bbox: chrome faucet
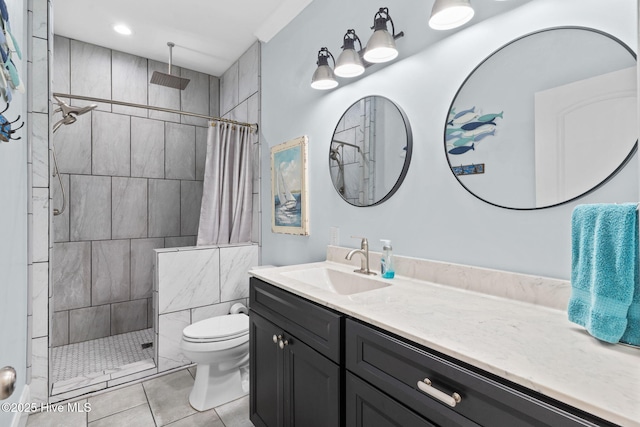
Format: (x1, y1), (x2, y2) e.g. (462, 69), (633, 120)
(346, 236), (376, 275)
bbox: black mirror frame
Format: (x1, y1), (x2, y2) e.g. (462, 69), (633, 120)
(330, 95), (413, 207)
(444, 26), (638, 211)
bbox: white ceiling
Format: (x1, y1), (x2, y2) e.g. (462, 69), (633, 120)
(53, 0), (313, 77)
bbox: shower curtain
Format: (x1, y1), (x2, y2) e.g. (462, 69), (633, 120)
(197, 122), (253, 245)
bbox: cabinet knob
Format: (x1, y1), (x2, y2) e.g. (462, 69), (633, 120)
(272, 334), (282, 344)
(417, 378), (462, 407)
(279, 339), (289, 349)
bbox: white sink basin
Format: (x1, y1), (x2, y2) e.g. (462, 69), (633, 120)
(282, 267), (391, 295)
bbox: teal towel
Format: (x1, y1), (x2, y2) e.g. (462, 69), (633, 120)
(568, 203), (639, 344)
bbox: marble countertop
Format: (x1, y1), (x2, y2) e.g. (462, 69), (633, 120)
(250, 260), (640, 427)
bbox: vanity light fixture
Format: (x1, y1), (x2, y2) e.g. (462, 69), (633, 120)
(363, 7), (404, 63)
(334, 30), (365, 78)
(429, 0), (475, 30)
(311, 7), (404, 90)
(311, 47), (339, 90)
(113, 24), (132, 35)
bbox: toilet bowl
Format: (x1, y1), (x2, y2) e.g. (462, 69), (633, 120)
(181, 308), (249, 411)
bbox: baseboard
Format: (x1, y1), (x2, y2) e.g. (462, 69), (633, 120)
(11, 384), (30, 427)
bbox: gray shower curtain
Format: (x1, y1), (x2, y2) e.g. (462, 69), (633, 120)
(197, 122), (253, 245)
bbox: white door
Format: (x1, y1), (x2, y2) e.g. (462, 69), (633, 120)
(534, 66), (637, 206)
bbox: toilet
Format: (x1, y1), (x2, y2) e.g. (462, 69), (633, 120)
(180, 303), (250, 411)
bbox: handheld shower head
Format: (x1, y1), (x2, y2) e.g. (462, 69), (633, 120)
(329, 147), (341, 162)
(52, 96), (97, 133)
(52, 115), (76, 133)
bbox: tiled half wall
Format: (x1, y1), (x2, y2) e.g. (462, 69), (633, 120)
(153, 243), (259, 372)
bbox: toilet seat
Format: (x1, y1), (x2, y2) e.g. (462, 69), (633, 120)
(183, 314), (249, 343)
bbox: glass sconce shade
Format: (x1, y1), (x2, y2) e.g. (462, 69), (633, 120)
(364, 8), (402, 64)
(429, 0), (475, 30)
(335, 29), (365, 77)
(311, 47), (338, 90)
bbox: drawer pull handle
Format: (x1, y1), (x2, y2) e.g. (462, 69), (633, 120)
(417, 378), (462, 407)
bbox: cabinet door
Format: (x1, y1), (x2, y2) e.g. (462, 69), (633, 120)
(346, 372), (438, 427)
(250, 312), (284, 427)
(283, 334), (341, 427)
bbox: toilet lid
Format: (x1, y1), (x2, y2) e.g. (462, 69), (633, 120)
(183, 314), (249, 342)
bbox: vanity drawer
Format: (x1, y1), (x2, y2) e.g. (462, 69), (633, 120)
(346, 319), (612, 427)
(346, 371), (442, 427)
(250, 277), (342, 363)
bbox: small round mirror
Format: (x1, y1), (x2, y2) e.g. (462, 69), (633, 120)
(330, 96), (412, 206)
(445, 27), (637, 210)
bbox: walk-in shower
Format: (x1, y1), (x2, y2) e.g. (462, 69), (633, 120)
(48, 88), (258, 399)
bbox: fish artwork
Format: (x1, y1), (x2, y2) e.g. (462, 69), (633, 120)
(447, 111), (478, 126)
(477, 111), (503, 122)
(446, 106), (503, 155)
(473, 129), (495, 142)
(448, 143), (475, 155)
(461, 120), (495, 131)
(462, 124), (497, 137)
(452, 136), (475, 147)
(446, 131), (464, 140)
(452, 106), (475, 119)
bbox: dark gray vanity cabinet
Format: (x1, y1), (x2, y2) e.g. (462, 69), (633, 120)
(250, 278), (618, 427)
(249, 278), (343, 427)
(346, 319), (617, 427)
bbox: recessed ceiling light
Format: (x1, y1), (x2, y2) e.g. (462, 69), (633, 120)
(113, 24), (132, 35)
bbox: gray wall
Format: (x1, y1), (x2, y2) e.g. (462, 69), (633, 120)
(261, 0), (638, 280)
(51, 36), (220, 346)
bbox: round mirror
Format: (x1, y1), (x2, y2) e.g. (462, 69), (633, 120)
(330, 96), (412, 206)
(445, 27), (637, 210)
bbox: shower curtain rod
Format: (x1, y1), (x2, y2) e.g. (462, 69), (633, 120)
(52, 92), (259, 132)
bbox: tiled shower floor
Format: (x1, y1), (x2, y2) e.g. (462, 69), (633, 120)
(51, 329), (155, 395)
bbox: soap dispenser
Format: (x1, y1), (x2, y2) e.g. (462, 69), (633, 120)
(380, 239), (394, 279)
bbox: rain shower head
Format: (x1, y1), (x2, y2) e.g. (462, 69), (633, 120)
(150, 42), (191, 90)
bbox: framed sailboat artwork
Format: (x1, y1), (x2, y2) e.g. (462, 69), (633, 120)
(270, 135), (309, 235)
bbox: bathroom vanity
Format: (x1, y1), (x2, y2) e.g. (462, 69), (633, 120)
(249, 248), (639, 427)
(249, 278), (342, 427)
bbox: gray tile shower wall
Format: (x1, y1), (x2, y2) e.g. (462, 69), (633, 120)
(51, 36), (222, 347)
(28, 0), (53, 404)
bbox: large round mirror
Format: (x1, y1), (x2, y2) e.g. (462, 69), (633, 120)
(330, 96), (412, 206)
(445, 27), (637, 210)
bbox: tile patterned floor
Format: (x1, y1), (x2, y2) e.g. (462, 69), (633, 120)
(52, 329), (155, 382)
(26, 368), (254, 427)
